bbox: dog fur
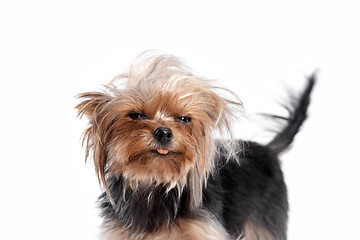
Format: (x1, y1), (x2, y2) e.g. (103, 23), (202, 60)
(76, 53), (315, 240)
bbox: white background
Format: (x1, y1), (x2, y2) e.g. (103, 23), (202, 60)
(1, 1), (359, 239)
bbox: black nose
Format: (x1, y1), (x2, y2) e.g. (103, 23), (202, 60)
(154, 127), (173, 144)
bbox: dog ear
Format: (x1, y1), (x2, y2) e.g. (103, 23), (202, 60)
(75, 92), (112, 120)
(75, 92), (115, 204)
(192, 87), (242, 163)
(190, 88), (241, 131)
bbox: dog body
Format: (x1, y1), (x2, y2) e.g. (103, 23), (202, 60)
(76, 53), (314, 240)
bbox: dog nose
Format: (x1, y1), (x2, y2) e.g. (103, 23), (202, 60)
(154, 127), (173, 144)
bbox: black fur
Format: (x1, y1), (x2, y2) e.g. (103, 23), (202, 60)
(268, 74), (316, 154)
(100, 177), (190, 236)
(205, 141), (288, 239)
(99, 76), (315, 239)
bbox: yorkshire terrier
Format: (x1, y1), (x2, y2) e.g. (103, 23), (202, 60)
(76, 53), (315, 240)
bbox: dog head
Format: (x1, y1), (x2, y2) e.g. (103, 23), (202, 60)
(76, 53), (242, 206)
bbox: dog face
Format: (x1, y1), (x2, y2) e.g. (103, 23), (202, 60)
(76, 54), (242, 206)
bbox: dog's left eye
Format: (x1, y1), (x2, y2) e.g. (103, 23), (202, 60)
(128, 112), (149, 120)
(176, 116), (192, 123)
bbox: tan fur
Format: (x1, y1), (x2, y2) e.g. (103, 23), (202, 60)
(76, 52), (243, 207)
(242, 220), (273, 240)
(104, 213), (229, 240)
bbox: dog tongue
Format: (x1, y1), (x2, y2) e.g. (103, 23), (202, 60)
(157, 148), (169, 155)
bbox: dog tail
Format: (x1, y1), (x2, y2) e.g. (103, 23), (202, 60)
(267, 74), (316, 155)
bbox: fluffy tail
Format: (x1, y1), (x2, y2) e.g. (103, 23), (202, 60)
(267, 74), (316, 155)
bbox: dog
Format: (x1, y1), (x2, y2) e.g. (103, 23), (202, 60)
(76, 52), (315, 240)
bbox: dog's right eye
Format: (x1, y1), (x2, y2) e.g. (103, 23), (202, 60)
(127, 112), (149, 120)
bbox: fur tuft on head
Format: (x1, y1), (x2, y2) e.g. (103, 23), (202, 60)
(76, 51), (243, 207)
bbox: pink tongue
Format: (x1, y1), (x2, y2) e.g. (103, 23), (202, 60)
(157, 148), (169, 155)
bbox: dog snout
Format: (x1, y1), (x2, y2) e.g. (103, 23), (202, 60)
(154, 127), (173, 144)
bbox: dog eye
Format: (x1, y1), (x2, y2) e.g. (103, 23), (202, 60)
(176, 116), (192, 123)
(128, 112), (149, 120)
